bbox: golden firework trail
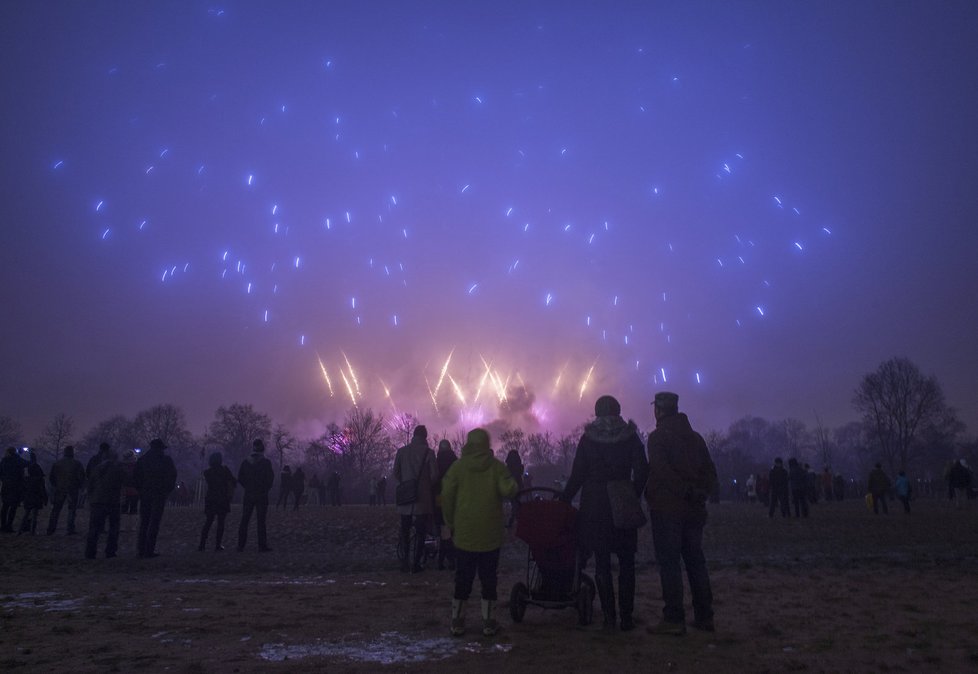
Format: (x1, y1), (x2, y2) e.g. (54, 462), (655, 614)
(578, 361), (598, 402)
(433, 348), (454, 399)
(448, 374), (467, 405)
(552, 362), (568, 397)
(339, 369), (357, 407)
(424, 374), (439, 412)
(379, 377), (398, 412)
(316, 353), (334, 397)
(341, 351), (361, 397)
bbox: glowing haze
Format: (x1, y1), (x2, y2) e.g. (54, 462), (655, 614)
(2, 2), (976, 440)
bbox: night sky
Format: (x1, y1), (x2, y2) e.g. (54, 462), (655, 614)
(2, 2), (976, 442)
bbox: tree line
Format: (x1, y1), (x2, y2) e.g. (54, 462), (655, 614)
(1, 357), (973, 502)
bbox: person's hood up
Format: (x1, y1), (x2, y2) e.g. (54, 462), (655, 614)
(459, 429), (494, 472)
(584, 415), (639, 444)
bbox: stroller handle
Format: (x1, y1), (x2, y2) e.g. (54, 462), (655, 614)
(515, 486), (564, 500)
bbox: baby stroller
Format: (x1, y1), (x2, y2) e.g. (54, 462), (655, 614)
(509, 487), (595, 626)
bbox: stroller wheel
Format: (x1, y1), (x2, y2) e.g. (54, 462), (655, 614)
(576, 574), (595, 626)
(509, 582), (529, 623)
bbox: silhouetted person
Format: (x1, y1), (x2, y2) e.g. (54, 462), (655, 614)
(894, 470), (912, 514)
(368, 477), (379, 506)
(394, 425), (437, 572)
(85, 448), (125, 559)
(327, 471), (341, 506)
(646, 392), (718, 635)
(47, 445), (85, 535)
(377, 475), (387, 506)
(276, 465), (292, 509)
(948, 459), (972, 509)
(0, 446), (25, 532)
(18, 451), (47, 534)
(788, 458), (809, 518)
(199, 452), (236, 551)
(237, 439), (274, 551)
(310, 473), (326, 506)
(291, 467), (305, 510)
(768, 458), (789, 518)
(86, 442), (111, 488)
(867, 463), (891, 515)
(435, 440), (459, 570)
(134, 438), (177, 558)
(563, 395), (649, 632)
(833, 473), (846, 501)
(504, 448), (525, 528)
(120, 450), (139, 530)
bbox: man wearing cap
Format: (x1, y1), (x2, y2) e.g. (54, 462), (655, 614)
(393, 425), (438, 572)
(645, 392), (718, 635)
(134, 438), (178, 558)
(237, 438), (275, 551)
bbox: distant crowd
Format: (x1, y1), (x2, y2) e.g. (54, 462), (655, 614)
(738, 457), (974, 518)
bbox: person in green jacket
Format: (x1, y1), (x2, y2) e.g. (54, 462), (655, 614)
(441, 428), (519, 638)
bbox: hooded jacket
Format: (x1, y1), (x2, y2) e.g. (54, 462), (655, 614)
(441, 433), (518, 552)
(646, 412), (717, 514)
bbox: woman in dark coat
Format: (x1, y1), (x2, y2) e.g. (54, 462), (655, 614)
(504, 449), (525, 528)
(199, 452), (236, 551)
(562, 395), (649, 631)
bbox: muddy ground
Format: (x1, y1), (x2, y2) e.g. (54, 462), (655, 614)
(2, 498), (977, 673)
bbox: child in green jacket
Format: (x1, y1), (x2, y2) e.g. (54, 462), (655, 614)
(441, 428), (519, 636)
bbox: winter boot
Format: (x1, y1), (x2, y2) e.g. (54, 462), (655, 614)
(481, 599), (499, 636)
(451, 599), (466, 636)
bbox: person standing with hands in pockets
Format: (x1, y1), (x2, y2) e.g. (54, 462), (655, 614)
(646, 392), (718, 636)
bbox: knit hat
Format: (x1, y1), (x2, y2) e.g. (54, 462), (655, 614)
(594, 395), (621, 417)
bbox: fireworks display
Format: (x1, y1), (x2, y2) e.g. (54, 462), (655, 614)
(2, 3), (976, 436)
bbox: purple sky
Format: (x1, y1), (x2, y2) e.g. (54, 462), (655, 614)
(2, 2), (976, 442)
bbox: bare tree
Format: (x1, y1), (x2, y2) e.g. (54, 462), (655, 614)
(207, 403), (272, 467)
(853, 357), (952, 471)
(387, 412), (420, 449)
(341, 407), (394, 479)
(526, 431), (556, 467)
(133, 404), (194, 451)
(554, 433), (577, 473)
(272, 423), (298, 470)
(82, 415), (139, 454)
(780, 419), (811, 462)
(37, 413), (74, 460)
(0, 415), (22, 448)
(812, 412), (834, 469)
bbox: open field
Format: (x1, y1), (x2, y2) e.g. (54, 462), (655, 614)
(2, 499), (977, 673)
